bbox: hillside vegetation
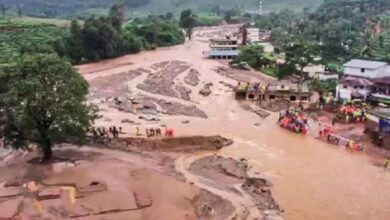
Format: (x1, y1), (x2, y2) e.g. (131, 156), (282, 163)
(0, 0), (323, 18)
(0, 5), (185, 65)
(256, 0), (390, 64)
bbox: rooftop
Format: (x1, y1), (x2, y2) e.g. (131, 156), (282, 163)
(209, 38), (238, 42)
(341, 77), (373, 87)
(204, 50), (241, 57)
(344, 59), (388, 70)
(268, 82), (310, 93)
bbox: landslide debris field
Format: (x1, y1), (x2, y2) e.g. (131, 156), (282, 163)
(88, 60), (208, 119)
(0, 135), (281, 220)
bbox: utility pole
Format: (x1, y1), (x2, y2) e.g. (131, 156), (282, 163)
(258, 0), (263, 16)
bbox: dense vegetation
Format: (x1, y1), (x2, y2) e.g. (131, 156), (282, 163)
(0, 5), (185, 65)
(0, 0), (323, 19)
(0, 17), (68, 64)
(125, 15), (184, 50)
(255, 0), (390, 64)
(0, 53), (94, 161)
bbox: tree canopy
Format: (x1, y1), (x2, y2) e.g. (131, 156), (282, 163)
(0, 53), (95, 161)
(180, 9), (197, 40)
(256, 0), (390, 63)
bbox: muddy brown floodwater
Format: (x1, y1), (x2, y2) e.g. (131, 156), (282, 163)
(77, 25), (390, 220)
(1, 25), (389, 220)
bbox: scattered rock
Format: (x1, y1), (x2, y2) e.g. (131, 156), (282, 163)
(121, 119), (135, 124)
(175, 85), (192, 101)
(103, 117), (112, 122)
(264, 210), (285, 220)
(231, 62), (251, 71)
(182, 120), (190, 124)
(137, 60), (191, 100)
(138, 116), (160, 122)
(192, 190), (234, 220)
(242, 178), (280, 211)
(199, 83), (213, 97)
(184, 68), (200, 86)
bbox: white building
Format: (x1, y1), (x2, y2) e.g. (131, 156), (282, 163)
(343, 59), (388, 79)
(337, 59), (389, 100)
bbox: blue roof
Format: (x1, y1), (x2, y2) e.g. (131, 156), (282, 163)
(204, 50), (241, 57)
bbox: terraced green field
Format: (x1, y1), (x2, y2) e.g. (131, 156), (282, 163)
(0, 17), (68, 63)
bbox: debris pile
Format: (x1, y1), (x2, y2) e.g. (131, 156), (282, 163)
(184, 68), (200, 86)
(199, 83), (213, 97)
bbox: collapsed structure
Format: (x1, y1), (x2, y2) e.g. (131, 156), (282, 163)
(234, 81), (311, 103)
(204, 38), (240, 59)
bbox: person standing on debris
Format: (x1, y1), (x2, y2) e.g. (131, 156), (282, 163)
(156, 128), (162, 136)
(113, 126), (118, 138)
(332, 117), (337, 126)
(384, 158), (390, 172)
(150, 128), (155, 136)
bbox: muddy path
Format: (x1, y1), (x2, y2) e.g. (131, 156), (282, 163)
(175, 153), (262, 219)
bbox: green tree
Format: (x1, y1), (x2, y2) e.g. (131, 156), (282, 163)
(232, 45), (268, 69)
(17, 4), (22, 17)
(109, 4), (126, 31)
(0, 54), (95, 161)
(284, 41), (319, 105)
(1, 4), (6, 16)
(179, 9), (197, 40)
(66, 20), (85, 63)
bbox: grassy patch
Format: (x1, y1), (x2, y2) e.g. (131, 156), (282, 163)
(261, 67), (279, 77)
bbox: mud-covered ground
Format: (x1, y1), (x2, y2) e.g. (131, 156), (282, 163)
(2, 24), (390, 220)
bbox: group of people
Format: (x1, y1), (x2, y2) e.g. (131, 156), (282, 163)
(136, 127), (175, 137)
(90, 126), (122, 139)
(278, 108), (309, 134)
(318, 123), (334, 139)
(339, 103), (367, 123)
(318, 124), (366, 153)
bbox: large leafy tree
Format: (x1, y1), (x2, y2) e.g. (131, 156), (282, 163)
(232, 45), (268, 69)
(284, 41), (319, 105)
(66, 20), (85, 64)
(179, 9), (197, 40)
(109, 4), (126, 32)
(0, 53), (95, 161)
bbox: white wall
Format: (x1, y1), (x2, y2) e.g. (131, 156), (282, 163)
(314, 73), (338, 81)
(344, 66), (386, 79)
(337, 84), (371, 100)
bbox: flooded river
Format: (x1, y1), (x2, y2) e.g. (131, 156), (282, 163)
(78, 26), (390, 220)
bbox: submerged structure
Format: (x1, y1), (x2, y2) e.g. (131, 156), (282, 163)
(204, 38), (240, 59)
